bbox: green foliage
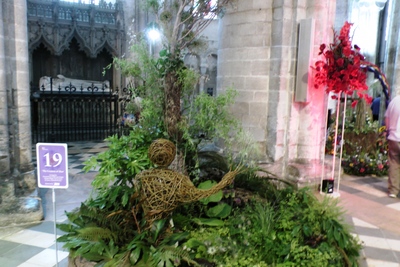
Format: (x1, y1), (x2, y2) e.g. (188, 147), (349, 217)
(183, 187), (362, 267)
(58, 204), (197, 266)
(268, 188), (362, 267)
(190, 180), (232, 227)
(124, 219), (198, 267)
(83, 127), (158, 189)
(184, 89), (238, 143)
(58, 2), (363, 265)
(81, 127), (161, 213)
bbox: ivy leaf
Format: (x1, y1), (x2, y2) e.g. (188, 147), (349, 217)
(206, 203), (232, 219)
(198, 181), (222, 204)
(192, 218), (224, 226)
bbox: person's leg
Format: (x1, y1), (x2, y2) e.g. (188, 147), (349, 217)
(388, 140), (400, 196)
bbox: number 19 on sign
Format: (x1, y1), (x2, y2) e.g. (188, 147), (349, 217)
(36, 143), (69, 189)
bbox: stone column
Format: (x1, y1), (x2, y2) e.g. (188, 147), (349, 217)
(384, 0), (400, 96)
(9, 0), (35, 196)
(0, 0), (10, 178)
(217, 0), (272, 161)
(0, 0), (12, 208)
(218, 0), (336, 182)
(287, 0), (336, 184)
(0, 0), (42, 226)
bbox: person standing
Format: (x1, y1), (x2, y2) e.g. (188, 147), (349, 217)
(384, 95), (400, 198)
(371, 94), (381, 121)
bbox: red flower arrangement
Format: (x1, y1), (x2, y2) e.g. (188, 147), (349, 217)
(313, 21), (373, 106)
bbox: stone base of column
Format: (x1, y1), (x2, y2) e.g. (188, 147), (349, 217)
(259, 155), (342, 190)
(0, 190), (43, 227)
(0, 171), (43, 227)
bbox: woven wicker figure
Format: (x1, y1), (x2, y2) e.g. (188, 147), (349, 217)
(137, 139), (240, 224)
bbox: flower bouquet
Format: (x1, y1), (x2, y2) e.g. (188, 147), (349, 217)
(313, 21), (373, 194)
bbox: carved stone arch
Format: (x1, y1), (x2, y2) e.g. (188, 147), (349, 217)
(204, 53), (217, 96)
(183, 53), (200, 93)
(184, 53), (200, 71)
(27, 0), (125, 89)
(92, 39), (118, 58)
(29, 36), (56, 56)
(58, 29), (87, 56)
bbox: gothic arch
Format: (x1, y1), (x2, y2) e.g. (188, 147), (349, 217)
(27, 0), (124, 88)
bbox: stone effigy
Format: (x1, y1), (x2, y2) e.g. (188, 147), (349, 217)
(39, 74), (110, 92)
(136, 139), (241, 225)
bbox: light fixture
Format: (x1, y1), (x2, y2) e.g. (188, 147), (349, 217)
(146, 22), (161, 43)
(147, 29), (160, 42)
(356, 0), (387, 10)
(375, 0), (387, 10)
(357, 0), (371, 8)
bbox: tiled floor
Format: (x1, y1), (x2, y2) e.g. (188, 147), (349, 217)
(0, 142), (400, 266)
(0, 141), (107, 267)
(338, 176), (400, 267)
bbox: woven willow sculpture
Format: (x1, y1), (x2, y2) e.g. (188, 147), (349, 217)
(136, 139), (240, 224)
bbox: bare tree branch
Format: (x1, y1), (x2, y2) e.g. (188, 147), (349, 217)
(150, 0), (234, 53)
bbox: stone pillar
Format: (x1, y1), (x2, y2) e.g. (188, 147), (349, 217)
(0, 0), (42, 226)
(384, 0), (400, 96)
(218, 0), (336, 182)
(9, 0), (35, 196)
(0, 0), (12, 207)
(217, 0), (272, 161)
(287, 0), (336, 184)
(0, 0), (10, 178)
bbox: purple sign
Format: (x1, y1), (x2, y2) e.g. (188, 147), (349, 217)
(36, 143), (69, 189)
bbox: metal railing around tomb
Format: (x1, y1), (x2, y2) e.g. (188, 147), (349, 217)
(30, 80), (131, 143)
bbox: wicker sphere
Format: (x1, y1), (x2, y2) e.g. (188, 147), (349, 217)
(148, 139), (176, 167)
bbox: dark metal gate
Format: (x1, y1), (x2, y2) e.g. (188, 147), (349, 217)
(30, 81), (120, 143)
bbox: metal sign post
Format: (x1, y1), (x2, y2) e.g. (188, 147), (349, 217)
(36, 143), (69, 267)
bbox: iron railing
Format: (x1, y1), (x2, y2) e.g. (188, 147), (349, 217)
(30, 79), (122, 143)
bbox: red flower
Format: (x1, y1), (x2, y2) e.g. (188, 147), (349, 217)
(312, 21), (372, 108)
(360, 168), (365, 173)
(336, 58), (344, 67)
(319, 44), (326, 55)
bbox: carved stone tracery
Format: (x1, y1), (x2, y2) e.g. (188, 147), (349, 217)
(27, 0), (124, 58)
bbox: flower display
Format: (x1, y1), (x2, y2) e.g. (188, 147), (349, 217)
(328, 121), (389, 177)
(341, 154), (388, 177)
(313, 21), (373, 106)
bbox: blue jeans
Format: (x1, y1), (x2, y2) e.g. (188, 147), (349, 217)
(388, 140), (400, 195)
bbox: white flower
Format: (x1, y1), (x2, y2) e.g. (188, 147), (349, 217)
(207, 246), (217, 255)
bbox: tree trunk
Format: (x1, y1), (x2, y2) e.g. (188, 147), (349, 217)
(164, 70), (187, 173)
(164, 71), (182, 142)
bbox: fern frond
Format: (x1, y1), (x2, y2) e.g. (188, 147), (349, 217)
(77, 227), (116, 241)
(151, 245), (200, 267)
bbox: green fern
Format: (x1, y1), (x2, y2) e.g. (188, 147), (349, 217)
(150, 245), (200, 267)
(76, 227), (116, 241)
